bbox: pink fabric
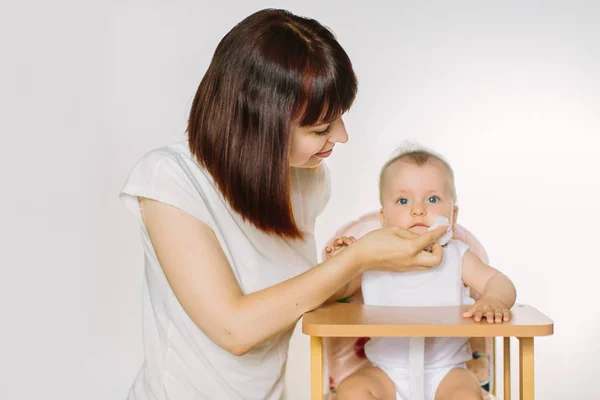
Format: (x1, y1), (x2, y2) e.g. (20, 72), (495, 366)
(321, 211), (494, 398)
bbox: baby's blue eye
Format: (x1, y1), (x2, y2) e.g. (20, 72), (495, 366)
(427, 196), (439, 203)
(398, 198), (408, 205)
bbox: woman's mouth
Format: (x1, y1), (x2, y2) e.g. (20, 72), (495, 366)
(315, 149), (333, 158)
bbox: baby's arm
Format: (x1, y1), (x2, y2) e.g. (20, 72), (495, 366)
(461, 251), (517, 323)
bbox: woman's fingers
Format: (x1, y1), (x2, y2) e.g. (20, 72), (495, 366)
(355, 227), (450, 273)
(411, 226), (448, 251)
(391, 228), (419, 239)
(413, 242), (443, 267)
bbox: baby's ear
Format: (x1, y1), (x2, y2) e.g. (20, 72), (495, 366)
(452, 206), (459, 229)
(379, 208), (386, 227)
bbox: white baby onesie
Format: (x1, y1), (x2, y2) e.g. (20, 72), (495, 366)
(361, 239), (472, 400)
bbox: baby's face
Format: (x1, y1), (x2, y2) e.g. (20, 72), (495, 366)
(380, 158), (457, 234)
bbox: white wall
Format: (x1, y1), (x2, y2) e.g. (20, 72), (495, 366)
(2, 1), (599, 399)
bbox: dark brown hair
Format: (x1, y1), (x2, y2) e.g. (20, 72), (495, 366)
(188, 9), (357, 239)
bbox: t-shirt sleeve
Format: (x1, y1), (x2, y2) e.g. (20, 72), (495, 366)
(119, 149), (214, 230)
(454, 239), (474, 303)
(316, 162), (331, 217)
(454, 240), (471, 260)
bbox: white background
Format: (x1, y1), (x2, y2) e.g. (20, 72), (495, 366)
(2, 1), (599, 399)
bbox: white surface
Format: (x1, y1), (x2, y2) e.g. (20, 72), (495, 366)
(2, 1), (599, 399)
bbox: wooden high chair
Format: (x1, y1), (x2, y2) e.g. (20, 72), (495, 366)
(303, 302), (553, 400)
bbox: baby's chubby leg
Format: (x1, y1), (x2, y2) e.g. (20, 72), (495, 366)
(434, 367), (482, 400)
(336, 367), (397, 400)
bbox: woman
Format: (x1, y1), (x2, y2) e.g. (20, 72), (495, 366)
(120, 8), (447, 399)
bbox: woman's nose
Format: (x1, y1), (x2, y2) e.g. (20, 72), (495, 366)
(330, 119), (348, 144)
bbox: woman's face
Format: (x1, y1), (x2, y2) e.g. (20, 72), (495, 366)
(289, 117), (348, 168)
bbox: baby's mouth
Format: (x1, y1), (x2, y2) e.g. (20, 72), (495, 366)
(408, 224), (429, 234)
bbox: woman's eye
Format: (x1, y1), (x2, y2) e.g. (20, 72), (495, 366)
(314, 126), (331, 135)
(397, 198), (408, 205)
(427, 196), (439, 203)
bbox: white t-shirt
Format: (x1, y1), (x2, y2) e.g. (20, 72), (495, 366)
(119, 140), (330, 400)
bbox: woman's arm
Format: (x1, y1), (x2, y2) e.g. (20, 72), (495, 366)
(141, 197), (366, 356)
(141, 198), (445, 356)
(325, 275), (362, 303)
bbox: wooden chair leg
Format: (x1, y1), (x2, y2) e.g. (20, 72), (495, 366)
(518, 337), (534, 400)
(503, 337), (511, 400)
(310, 336), (324, 400)
(491, 337), (496, 397)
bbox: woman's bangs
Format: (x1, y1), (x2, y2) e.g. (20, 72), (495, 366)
(294, 64), (356, 127)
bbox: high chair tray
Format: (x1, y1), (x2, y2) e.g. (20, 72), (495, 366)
(303, 303), (553, 337)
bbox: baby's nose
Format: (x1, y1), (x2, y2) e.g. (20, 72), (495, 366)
(411, 206), (426, 216)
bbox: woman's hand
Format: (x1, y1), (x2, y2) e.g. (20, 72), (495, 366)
(348, 226), (448, 273)
(463, 296), (511, 323)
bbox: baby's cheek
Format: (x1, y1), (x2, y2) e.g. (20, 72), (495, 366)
(432, 204), (452, 219)
(384, 210), (407, 228)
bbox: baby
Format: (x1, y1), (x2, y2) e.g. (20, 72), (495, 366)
(326, 146), (517, 400)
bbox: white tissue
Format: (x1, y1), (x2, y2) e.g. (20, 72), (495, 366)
(427, 215), (452, 246)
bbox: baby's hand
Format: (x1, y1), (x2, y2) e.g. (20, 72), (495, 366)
(463, 297), (511, 323)
(325, 236), (356, 258)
